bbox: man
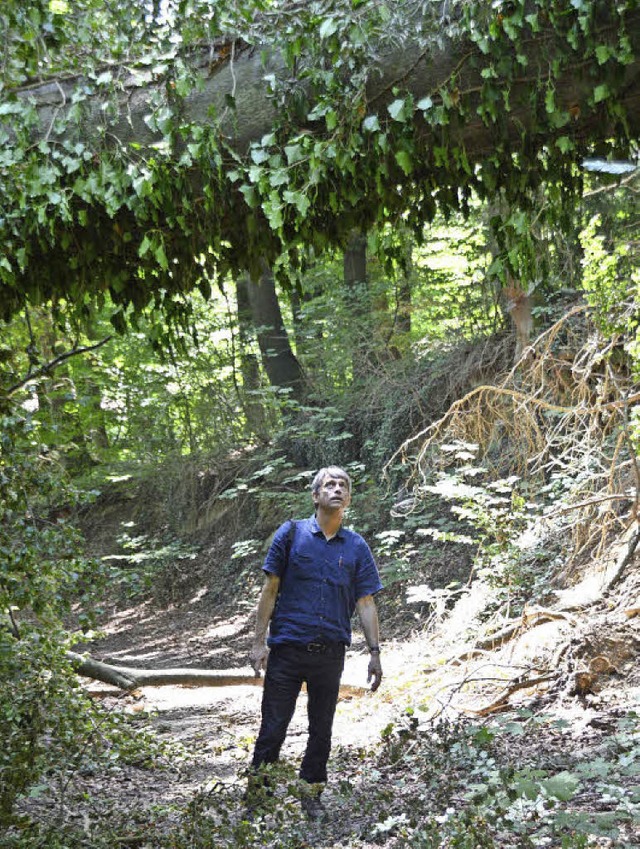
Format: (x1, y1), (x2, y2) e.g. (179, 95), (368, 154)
(248, 466), (383, 819)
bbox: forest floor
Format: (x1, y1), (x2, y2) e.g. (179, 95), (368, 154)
(21, 538), (639, 849)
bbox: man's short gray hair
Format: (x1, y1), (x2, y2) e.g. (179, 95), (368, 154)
(311, 466), (352, 495)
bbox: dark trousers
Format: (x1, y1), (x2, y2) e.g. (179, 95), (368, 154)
(251, 643), (345, 784)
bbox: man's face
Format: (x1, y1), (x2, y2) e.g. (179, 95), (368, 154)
(313, 473), (351, 512)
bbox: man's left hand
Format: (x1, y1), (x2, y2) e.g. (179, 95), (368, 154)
(367, 653), (382, 692)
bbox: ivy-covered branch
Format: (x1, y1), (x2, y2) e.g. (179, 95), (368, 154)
(1, 0), (639, 330)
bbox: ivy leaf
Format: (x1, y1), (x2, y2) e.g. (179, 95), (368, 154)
(250, 147), (269, 165)
(545, 87), (556, 114)
(138, 235), (151, 258)
(555, 136), (574, 154)
(416, 97), (433, 112)
(593, 84), (610, 103)
(395, 150), (413, 175)
(362, 115), (380, 132)
(325, 110), (338, 131)
(269, 168), (289, 187)
(239, 184), (258, 208)
(595, 45), (612, 64)
(387, 99), (407, 122)
(285, 144), (304, 164)
(283, 189), (310, 216)
(154, 243), (169, 271)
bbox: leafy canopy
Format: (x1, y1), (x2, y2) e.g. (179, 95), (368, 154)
(0, 0), (638, 331)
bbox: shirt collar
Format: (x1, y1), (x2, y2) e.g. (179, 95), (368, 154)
(310, 514), (345, 539)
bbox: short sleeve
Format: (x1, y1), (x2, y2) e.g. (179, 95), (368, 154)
(262, 522), (291, 578)
(354, 537), (384, 600)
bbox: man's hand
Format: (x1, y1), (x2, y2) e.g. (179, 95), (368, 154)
(367, 653), (382, 692)
(249, 643), (269, 677)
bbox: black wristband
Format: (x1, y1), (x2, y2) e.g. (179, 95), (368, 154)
(369, 646), (380, 653)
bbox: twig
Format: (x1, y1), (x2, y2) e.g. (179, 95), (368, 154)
(467, 673), (558, 717)
(543, 492), (636, 519)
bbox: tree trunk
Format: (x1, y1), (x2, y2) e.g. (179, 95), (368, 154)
(504, 279), (534, 362)
(246, 265), (306, 403)
(67, 651), (365, 695)
(235, 273), (270, 439)
(343, 230), (373, 378)
(68, 651), (262, 690)
(17, 13), (640, 164)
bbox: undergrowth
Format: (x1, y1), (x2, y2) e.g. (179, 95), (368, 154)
(4, 706), (638, 849)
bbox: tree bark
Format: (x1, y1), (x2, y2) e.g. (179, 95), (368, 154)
(15, 15), (640, 161)
(235, 273), (270, 438)
(67, 651), (262, 690)
(246, 264), (307, 403)
(343, 229), (373, 378)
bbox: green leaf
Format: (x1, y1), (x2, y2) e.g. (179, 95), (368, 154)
(556, 136), (574, 154)
(154, 243), (169, 270)
(416, 96), (433, 112)
(545, 87), (556, 114)
(387, 99), (407, 122)
(541, 771), (581, 801)
(250, 147), (269, 165)
(239, 184), (258, 208)
(593, 83), (610, 103)
(394, 150), (413, 175)
(138, 235), (151, 258)
(362, 115), (380, 133)
(319, 17), (338, 39)
(283, 189), (310, 216)
(325, 110), (338, 131)
(285, 144), (304, 164)
(595, 45), (612, 64)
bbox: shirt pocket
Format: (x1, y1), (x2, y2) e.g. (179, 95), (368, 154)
(330, 555), (354, 587)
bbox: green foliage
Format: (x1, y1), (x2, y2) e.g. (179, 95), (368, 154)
(0, 412), (97, 818)
(0, 410), (169, 822)
(0, 0), (637, 329)
(103, 529), (200, 604)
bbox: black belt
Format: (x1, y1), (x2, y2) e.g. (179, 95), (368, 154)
(291, 641), (344, 656)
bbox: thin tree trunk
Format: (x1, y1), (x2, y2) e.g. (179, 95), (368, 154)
(246, 264), (306, 403)
(235, 273), (270, 438)
(343, 229), (373, 378)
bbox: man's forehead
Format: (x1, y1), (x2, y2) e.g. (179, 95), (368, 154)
(320, 472), (349, 483)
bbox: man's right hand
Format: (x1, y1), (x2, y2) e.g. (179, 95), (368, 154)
(249, 643), (269, 677)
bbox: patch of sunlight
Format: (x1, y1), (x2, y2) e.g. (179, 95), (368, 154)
(141, 684), (263, 713)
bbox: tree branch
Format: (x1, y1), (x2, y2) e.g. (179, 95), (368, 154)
(5, 337), (113, 398)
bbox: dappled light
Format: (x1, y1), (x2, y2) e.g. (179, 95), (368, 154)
(2, 1), (640, 847)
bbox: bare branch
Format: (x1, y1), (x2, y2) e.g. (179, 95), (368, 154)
(5, 337), (113, 398)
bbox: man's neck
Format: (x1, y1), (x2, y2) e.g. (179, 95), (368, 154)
(316, 507), (343, 540)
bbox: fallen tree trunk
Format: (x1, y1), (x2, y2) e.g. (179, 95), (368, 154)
(67, 651), (263, 691)
(13, 8), (640, 163)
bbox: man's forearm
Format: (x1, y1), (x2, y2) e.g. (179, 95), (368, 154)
(356, 594), (380, 649)
(254, 574), (280, 644)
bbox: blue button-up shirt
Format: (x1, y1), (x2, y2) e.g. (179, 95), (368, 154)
(263, 515), (383, 647)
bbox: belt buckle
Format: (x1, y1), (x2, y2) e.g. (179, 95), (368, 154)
(306, 641), (324, 653)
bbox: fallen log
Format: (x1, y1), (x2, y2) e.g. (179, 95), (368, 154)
(67, 651), (263, 691)
(67, 651), (368, 696)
